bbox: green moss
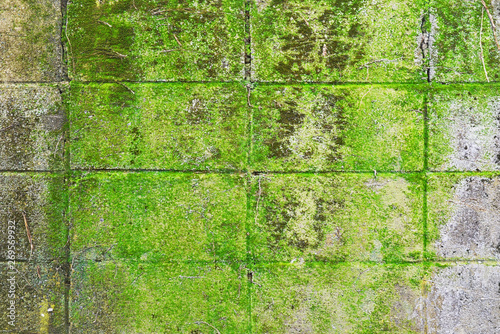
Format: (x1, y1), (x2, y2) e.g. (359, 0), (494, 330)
(69, 82), (248, 170)
(70, 172), (247, 263)
(251, 84), (426, 172)
(66, 0), (245, 81)
(251, 0), (427, 82)
(249, 173), (424, 263)
(70, 260), (249, 333)
(251, 262), (424, 333)
(430, 0), (500, 82)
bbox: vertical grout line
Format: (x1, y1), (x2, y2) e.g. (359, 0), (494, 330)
(60, 0), (71, 333)
(244, 1), (253, 333)
(244, 0), (252, 82)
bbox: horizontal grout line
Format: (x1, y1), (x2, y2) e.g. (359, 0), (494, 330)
(4, 169), (500, 175)
(3, 80), (497, 86)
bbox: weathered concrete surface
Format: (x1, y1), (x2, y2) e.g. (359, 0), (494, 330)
(428, 174), (500, 260)
(430, 0), (500, 82)
(0, 261), (65, 333)
(251, 85), (425, 172)
(70, 260), (248, 333)
(251, 0), (426, 82)
(425, 263), (500, 334)
(251, 173), (423, 263)
(66, 0), (245, 81)
(429, 85), (500, 171)
(252, 263), (424, 333)
(0, 84), (67, 171)
(70, 172), (246, 263)
(69, 83), (247, 171)
(0, 173), (67, 262)
(0, 0), (64, 82)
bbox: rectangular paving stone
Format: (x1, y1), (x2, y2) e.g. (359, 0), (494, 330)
(428, 84), (500, 171)
(251, 85), (425, 172)
(69, 83), (247, 171)
(250, 0), (427, 82)
(427, 173), (500, 261)
(70, 260), (249, 333)
(424, 263), (500, 334)
(0, 84), (67, 171)
(70, 172), (246, 263)
(249, 173), (423, 263)
(0, 261), (66, 333)
(0, 173), (67, 262)
(429, 0), (500, 82)
(251, 262), (424, 333)
(66, 0), (245, 81)
(0, 0), (64, 81)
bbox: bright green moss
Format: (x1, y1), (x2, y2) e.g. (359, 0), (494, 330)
(430, 0), (500, 82)
(70, 260), (249, 333)
(428, 84), (500, 171)
(251, 262), (424, 333)
(70, 172), (247, 263)
(251, 84), (426, 172)
(249, 173), (424, 263)
(66, 0), (245, 81)
(250, 0), (427, 82)
(69, 82), (248, 170)
(0, 173), (68, 262)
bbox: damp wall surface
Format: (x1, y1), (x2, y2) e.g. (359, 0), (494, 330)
(1, 0), (500, 333)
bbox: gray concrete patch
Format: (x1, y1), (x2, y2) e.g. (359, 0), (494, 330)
(435, 176), (500, 260)
(426, 264), (500, 334)
(0, 0), (64, 82)
(0, 84), (66, 171)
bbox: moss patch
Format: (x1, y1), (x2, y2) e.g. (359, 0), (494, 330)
(66, 0), (245, 81)
(251, 84), (426, 172)
(70, 172), (247, 263)
(249, 173), (424, 263)
(69, 82), (248, 171)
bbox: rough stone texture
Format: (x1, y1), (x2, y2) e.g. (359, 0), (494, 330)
(0, 262), (66, 333)
(430, 0), (500, 82)
(0, 0), (64, 82)
(0, 84), (67, 171)
(70, 172), (246, 263)
(428, 174), (500, 261)
(425, 263), (500, 334)
(252, 263), (424, 333)
(250, 173), (423, 263)
(429, 85), (500, 171)
(70, 260), (248, 333)
(0, 173), (67, 262)
(69, 82), (247, 171)
(66, 0), (245, 81)
(250, 0), (427, 82)
(251, 85), (425, 172)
